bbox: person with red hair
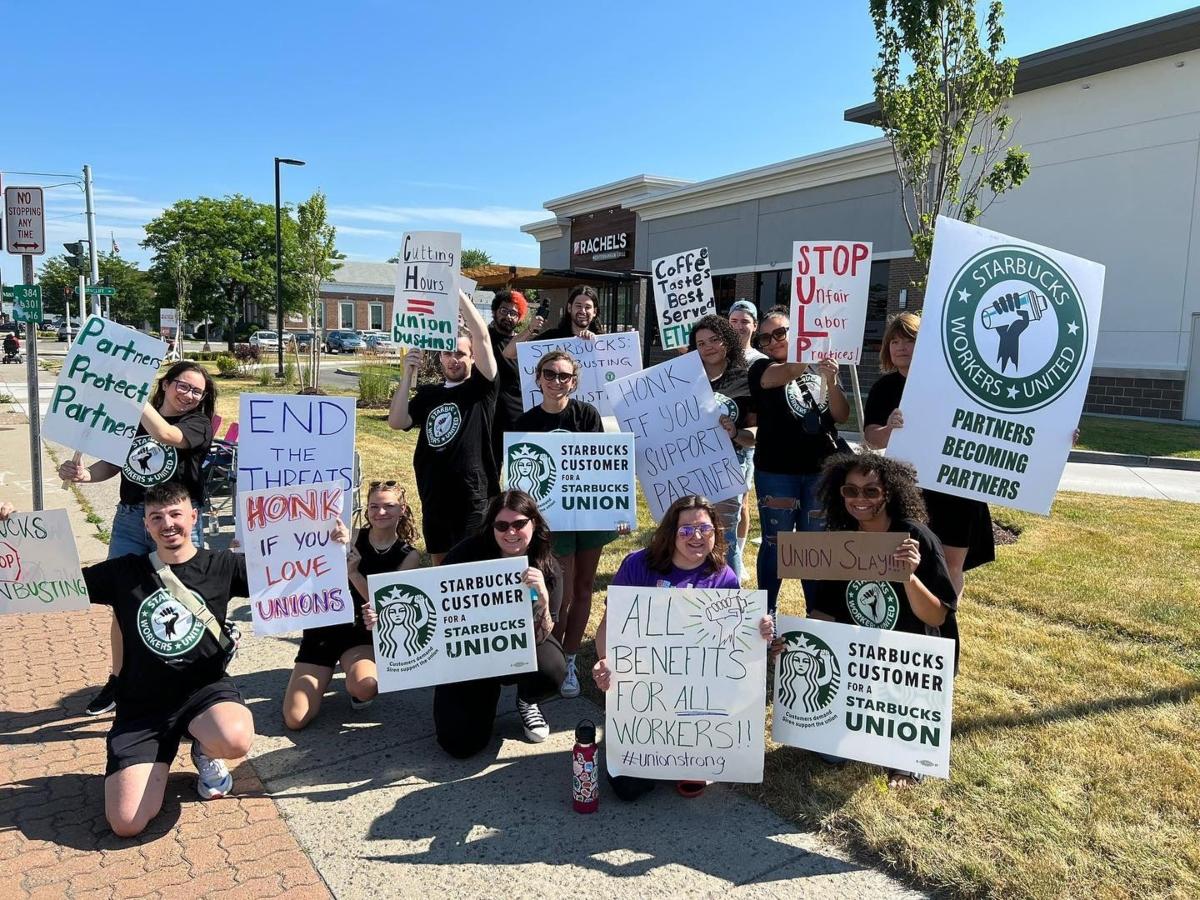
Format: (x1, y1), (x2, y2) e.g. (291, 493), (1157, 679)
(488, 289), (533, 464)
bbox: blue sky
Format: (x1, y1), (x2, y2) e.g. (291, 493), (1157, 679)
(4, 0), (1195, 279)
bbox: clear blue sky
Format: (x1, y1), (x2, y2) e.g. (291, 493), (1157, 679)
(3, 0), (1195, 280)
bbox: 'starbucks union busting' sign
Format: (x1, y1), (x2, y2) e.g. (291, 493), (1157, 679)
(888, 217), (1105, 515)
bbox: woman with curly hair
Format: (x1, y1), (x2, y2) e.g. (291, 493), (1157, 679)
(283, 480), (421, 730)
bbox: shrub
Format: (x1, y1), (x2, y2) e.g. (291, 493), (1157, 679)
(215, 354), (238, 376)
(358, 365), (396, 406)
(232, 343), (260, 377)
(257, 366), (272, 386)
(283, 360), (296, 386)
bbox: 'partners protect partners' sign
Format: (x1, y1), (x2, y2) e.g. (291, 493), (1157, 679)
(43, 317), (167, 466)
(391, 231), (461, 352)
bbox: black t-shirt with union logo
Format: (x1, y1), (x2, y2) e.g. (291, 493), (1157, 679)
(407, 367), (499, 505)
(118, 409), (213, 506)
(747, 358), (838, 474)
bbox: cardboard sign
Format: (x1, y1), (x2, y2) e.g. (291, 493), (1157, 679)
(369, 556), (536, 692)
(236, 394), (356, 538)
(0, 510), (89, 615)
(502, 432), (636, 532)
(605, 352), (747, 521)
(777, 532), (909, 581)
(605, 587), (767, 783)
(42, 317), (167, 466)
(391, 231), (461, 352)
(241, 484), (352, 636)
(517, 331), (642, 418)
(788, 241), (872, 364)
(652, 247), (715, 350)
(887, 217), (1105, 514)
(772, 616), (955, 779)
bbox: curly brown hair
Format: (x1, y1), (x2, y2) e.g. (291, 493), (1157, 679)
(687, 314), (746, 370)
(819, 451), (927, 531)
(365, 481), (418, 546)
(644, 495), (727, 576)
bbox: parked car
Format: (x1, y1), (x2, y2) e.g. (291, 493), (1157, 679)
(57, 320), (83, 341)
(0, 322), (20, 334)
(363, 333), (396, 353)
(324, 329), (365, 353)
(290, 331), (316, 351)
(248, 330), (296, 351)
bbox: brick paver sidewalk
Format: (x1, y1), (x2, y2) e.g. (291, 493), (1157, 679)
(0, 605), (330, 900)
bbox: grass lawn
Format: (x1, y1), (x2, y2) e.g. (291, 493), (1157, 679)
(212, 375), (1200, 898)
(1076, 414), (1200, 459)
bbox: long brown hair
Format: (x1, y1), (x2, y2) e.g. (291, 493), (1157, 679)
(365, 481), (418, 546)
(483, 490), (559, 580)
(879, 312), (920, 372)
(645, 495), (727, 575)
(150, 361), (216, 419)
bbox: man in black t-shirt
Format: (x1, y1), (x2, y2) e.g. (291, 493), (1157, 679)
(389, 289), (499, 563)
(488, 290), (530, 463)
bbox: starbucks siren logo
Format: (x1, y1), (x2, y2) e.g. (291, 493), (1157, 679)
(137, 588), (206, 658)
(123, 435), (178, 487)
(941, 245), (1087, 413)
(375, 585), (437, 661)
(778, 630), (840, 721)
(846, 580), (900, 630)
(506, 442), (557, 507)
(426, 402), (462, 448)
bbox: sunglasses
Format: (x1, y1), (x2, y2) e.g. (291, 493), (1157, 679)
(755, 326), (788, 346)
(677, 523), (715, 538)
(539, 370), (575, 384)
(171, 380), (206, 399)
(493, 517), (531, 533)
(369, 480), (401, 490)
(840, 484), (885, 500)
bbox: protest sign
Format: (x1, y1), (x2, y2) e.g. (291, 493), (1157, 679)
(42, 316), (167, 466)
(369, 556), (535, 692)
(391, 231), (461, 352)
(502, 432), (636, 532)
(0, 510), (88, 615)
(605, 352), (746, 521)
(777, 532), (909, 581)
(887, 217), (1105, 514)
(517, 331), (642, 418)
(237, 394), (356, 538)
(605, 587), (767, 783)
(159, 308), (178, 335)
(241, 484), (351, 635)
(772, 615), (955, 779)
(788, 241), (872, 364)
(653, 247), (715, 350)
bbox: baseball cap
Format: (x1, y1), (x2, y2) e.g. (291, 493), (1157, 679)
(729, 299), (758, 320)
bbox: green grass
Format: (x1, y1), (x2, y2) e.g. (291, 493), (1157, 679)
(1076, 414), (1200, 459)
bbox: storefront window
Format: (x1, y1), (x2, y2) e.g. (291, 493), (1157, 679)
(340, 302), (354, 329)
(757, 270), (790, 313)
(713, 275), (736, 314)
(369, 303), (384, 331)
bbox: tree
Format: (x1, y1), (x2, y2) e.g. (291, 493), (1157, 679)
(870, 0), (1031, 272)
(37, 253), (156, 325)
(294, 190), (344, 390)
(460, 248), (493, 269)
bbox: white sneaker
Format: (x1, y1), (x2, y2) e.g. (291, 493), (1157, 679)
(517, 699), (549, 742)
(560, 656), (580, 699)
(190, 743), (233, 800)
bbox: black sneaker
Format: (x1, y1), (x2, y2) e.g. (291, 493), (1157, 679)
(84, 675), (118, 716)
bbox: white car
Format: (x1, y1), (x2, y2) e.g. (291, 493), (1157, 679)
(249, 330), (296, 350)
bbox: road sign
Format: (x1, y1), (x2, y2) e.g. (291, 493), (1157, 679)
(4, 187), (46, 255)
(13, 285), (42, 323)
(1, 286), (13, 300)
(85, 285), (116, 296)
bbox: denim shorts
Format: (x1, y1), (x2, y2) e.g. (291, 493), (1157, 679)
(108, 502), (206, 560)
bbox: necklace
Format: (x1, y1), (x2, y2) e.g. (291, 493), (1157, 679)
(368, 533), (398, 553)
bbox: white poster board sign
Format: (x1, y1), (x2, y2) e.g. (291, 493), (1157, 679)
(502, 432), (636, 532)
(788, 241), (872, 364)
(517, 331), (642, 418)
(42, 316), (167, 466)
(241, 484), (352, 635)
(0, 510), (89, 615)
(369, 556), (536, 692)
(391, 231), (461, 352)
(887, 217), (1105, 514)
(159, 308), (179, 333)
(772, 616), (955, 779)
(653, 247), (715, 350)
(605, 587), (767, 783)
(605, 351), (746, 521)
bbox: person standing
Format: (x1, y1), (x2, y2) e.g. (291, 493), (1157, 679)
(529, 285), (604, 342)
(389, 289), (499, 565)
(487, 289), (530, 463)
(58, 361), (216, 717)
(728, 299), (767, 364)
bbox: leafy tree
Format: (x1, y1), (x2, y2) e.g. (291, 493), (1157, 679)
(870, 0), (1030, 272)
(294, 190), (344, 389)
(37, 253), (156, 325)
(460, 248), (493, 269)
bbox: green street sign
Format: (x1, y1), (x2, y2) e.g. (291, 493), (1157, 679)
(85, 285), (116, 296)
(1, 286), (13, 300)
(13, 285), (42, 323)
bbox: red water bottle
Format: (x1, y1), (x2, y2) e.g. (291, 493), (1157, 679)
(572, 719), (599, 813)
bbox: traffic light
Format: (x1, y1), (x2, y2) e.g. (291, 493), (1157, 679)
(63, 242), (86, 272)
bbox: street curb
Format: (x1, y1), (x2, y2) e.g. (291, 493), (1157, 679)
(1068, 449), (1200, 471)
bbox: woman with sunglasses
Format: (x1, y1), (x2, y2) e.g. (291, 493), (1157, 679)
(283, 480), (420, 730)
(748, 306), (850, 614)
(58, 361), (217, 717)
(591, 495), (773, 801)
(511, 350), (618, 701)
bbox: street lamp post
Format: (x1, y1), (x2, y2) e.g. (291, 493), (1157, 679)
(274, 156), (305, 377)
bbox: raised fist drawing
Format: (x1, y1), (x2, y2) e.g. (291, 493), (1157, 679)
(992, 292), (1030, 373)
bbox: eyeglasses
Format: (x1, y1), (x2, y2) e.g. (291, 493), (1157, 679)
(496, 307), (520, 319)
(677, 523), (715, 538)
(493, 517), (531, 533)
(539, 370), (575, 384)
(755, 326), (788, 346)
(840, 484), (885, 500)
(171, 381), (206, 399)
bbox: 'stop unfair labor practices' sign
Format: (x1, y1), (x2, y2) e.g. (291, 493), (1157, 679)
(0, 510), (88, 615)
(392, 231), (461, 352)
(605, 587), (767, 783)
(653, 247), (715, 350)
(42, 317), (167, 466)
(788, 241), (872, 364)
(5, 186), (46, 254)
(887, 217), (1105, 515)
(369, 556), (536, 692)
(771, 616), (955, 779)
(605, 352), (747, 522)
(502, 432), (636, 532)
(517, 331), (642, 418)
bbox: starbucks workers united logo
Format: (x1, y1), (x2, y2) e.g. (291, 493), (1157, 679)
(137, 589), (206, 658)
(426, 402), (462, 448)
(846, 580), (900, 630)
(506, 442), (557, 507)
(123, 435), (178, 487)
(942, 245), (1088, 413)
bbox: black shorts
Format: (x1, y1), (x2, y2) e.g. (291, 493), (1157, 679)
(422, 497), (489, 555)
(295, 621), (374, 669)
(106, 678), (245, 777)
(922, 489), (996, 571)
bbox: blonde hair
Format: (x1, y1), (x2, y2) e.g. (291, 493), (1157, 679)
(879, 312), (921, 372)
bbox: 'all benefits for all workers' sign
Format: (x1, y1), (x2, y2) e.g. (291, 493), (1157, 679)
(888, 217), (1105, 515)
